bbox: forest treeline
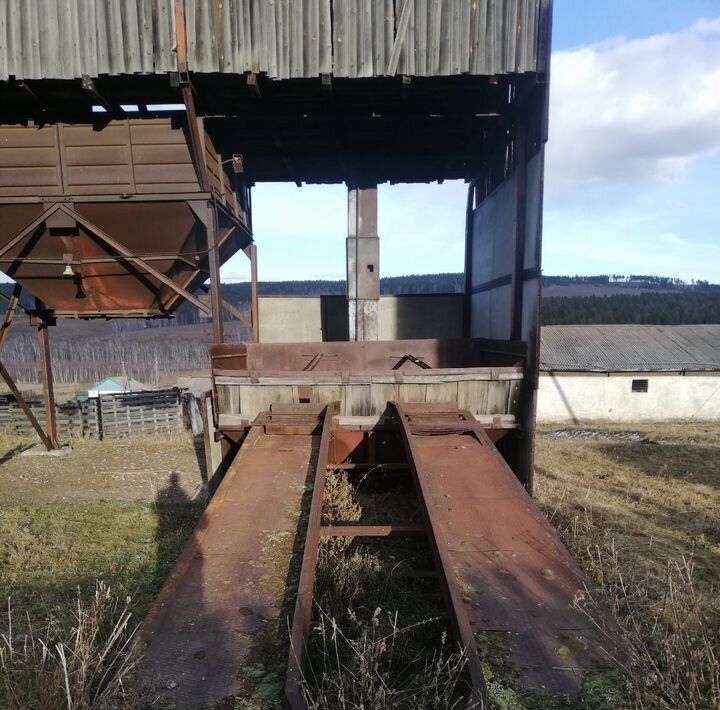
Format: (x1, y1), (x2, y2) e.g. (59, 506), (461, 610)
(542, 292), (720, 325)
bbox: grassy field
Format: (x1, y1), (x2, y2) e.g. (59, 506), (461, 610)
(1, 424), (718, 708)
(535, 422), (720, 710)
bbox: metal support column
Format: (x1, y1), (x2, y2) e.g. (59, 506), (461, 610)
(208, 204), (224, 344)
(510, 122), (528, 342)
(246, 243), (259, 343)
(35, 300), (59, 449)
(347, 185), (379, 341)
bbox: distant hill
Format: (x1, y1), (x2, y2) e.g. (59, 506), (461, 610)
(1, 274), (718, 328)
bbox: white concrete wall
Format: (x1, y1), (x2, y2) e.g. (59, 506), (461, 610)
(537, 373), (720, 422)
(258, 294), (462, 343)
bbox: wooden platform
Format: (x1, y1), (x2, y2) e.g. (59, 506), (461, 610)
(140, 423), (321, 708)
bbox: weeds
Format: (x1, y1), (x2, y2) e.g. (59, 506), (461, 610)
(0, 582), (141, 710)
(301, 607), (474, 710)
(572, 542), (720, 709)
(538, 428), (720, 710)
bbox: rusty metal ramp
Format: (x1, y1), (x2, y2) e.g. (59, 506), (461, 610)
(393, 402), (610, 697)
(140, 404), (335, 709)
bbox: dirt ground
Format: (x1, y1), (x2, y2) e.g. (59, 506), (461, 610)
(0, 431), (207, 504)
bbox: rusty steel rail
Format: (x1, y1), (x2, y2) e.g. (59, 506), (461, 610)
(391, 401), (487, 703)
(285, 402), (337, 710)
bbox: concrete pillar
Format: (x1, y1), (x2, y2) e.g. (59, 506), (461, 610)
(347, 186), (379, 341)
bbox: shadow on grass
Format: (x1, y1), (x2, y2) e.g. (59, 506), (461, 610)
(0, 500), (205, 631)
(0, 442), (34, 464)
(594, 440), (720, 491)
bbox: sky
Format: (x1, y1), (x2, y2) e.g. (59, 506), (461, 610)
(224, 0), (720, 285)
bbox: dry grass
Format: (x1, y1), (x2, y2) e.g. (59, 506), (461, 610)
(302, 471), (475, 708)
(301, 608), (473, 710)
(0, 583), (142, 709)
(536, 422), (720, 710)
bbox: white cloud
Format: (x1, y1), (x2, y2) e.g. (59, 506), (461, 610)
(547, 18), (720, 194)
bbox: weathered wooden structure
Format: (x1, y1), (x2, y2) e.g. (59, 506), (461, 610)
(0, 2), (594, 708)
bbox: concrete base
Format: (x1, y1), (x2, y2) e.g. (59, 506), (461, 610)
(20, 445), (73, 457)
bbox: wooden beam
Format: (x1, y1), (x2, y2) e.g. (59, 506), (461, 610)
(386, 0), (414, 75)
(249, 244), (258, 343)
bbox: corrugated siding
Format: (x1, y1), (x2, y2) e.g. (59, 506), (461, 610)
(541, 325), (720, 373)
(1, 0), (540, 81)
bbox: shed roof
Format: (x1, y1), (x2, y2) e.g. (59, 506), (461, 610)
(540, 325), (720, 373)
(90, 376), (151, 392)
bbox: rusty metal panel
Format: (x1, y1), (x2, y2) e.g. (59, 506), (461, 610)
(211, 338), (526, 374)
(395, 403), (611, 696)
(0, 124), (62, 196)
(0, 118), (250, 317)
(141, 415), (326, 707)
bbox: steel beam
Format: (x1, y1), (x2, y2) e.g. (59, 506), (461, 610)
(320, 524), (425, 538)
(35, 300), (59, 449)
(510, 121), (528, 342)
(285, 403), (336, 709)
(0, 284), (22, 354)
(391, 401), (486, 701)
(207, 204), (224, 344)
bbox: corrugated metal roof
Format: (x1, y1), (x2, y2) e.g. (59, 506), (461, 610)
(0, 0), (541, 81)
(540, 325), (720, 373)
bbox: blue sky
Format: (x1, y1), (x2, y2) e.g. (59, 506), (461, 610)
(225, 1), (720, 283)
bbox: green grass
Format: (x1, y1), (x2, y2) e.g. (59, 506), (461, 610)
(0, 502), (204, 628)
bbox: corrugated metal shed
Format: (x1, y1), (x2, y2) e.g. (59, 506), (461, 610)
(540, 325), (720, 373)
(0, 0), (541, 81)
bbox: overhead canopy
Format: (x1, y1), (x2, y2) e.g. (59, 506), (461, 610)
(0, 0), (552, 185)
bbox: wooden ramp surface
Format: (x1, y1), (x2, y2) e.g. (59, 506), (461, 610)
(140, 424), (319, 708)
(407, 417), (609, 696)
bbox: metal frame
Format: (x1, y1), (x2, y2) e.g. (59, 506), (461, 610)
(285, 402), (337, 709)
(283, 401), (486, 708)
(0, 285), (58, 450)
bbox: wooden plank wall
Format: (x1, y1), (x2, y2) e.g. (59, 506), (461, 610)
(216, 374), (521, 420)
(1, 0), (541, 81)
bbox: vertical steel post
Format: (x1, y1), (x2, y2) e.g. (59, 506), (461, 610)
(510, 122), (528, 342)
(207, 204), (224, 344)
(250, 243), (259, 343)
(35, 301), (58, 449)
